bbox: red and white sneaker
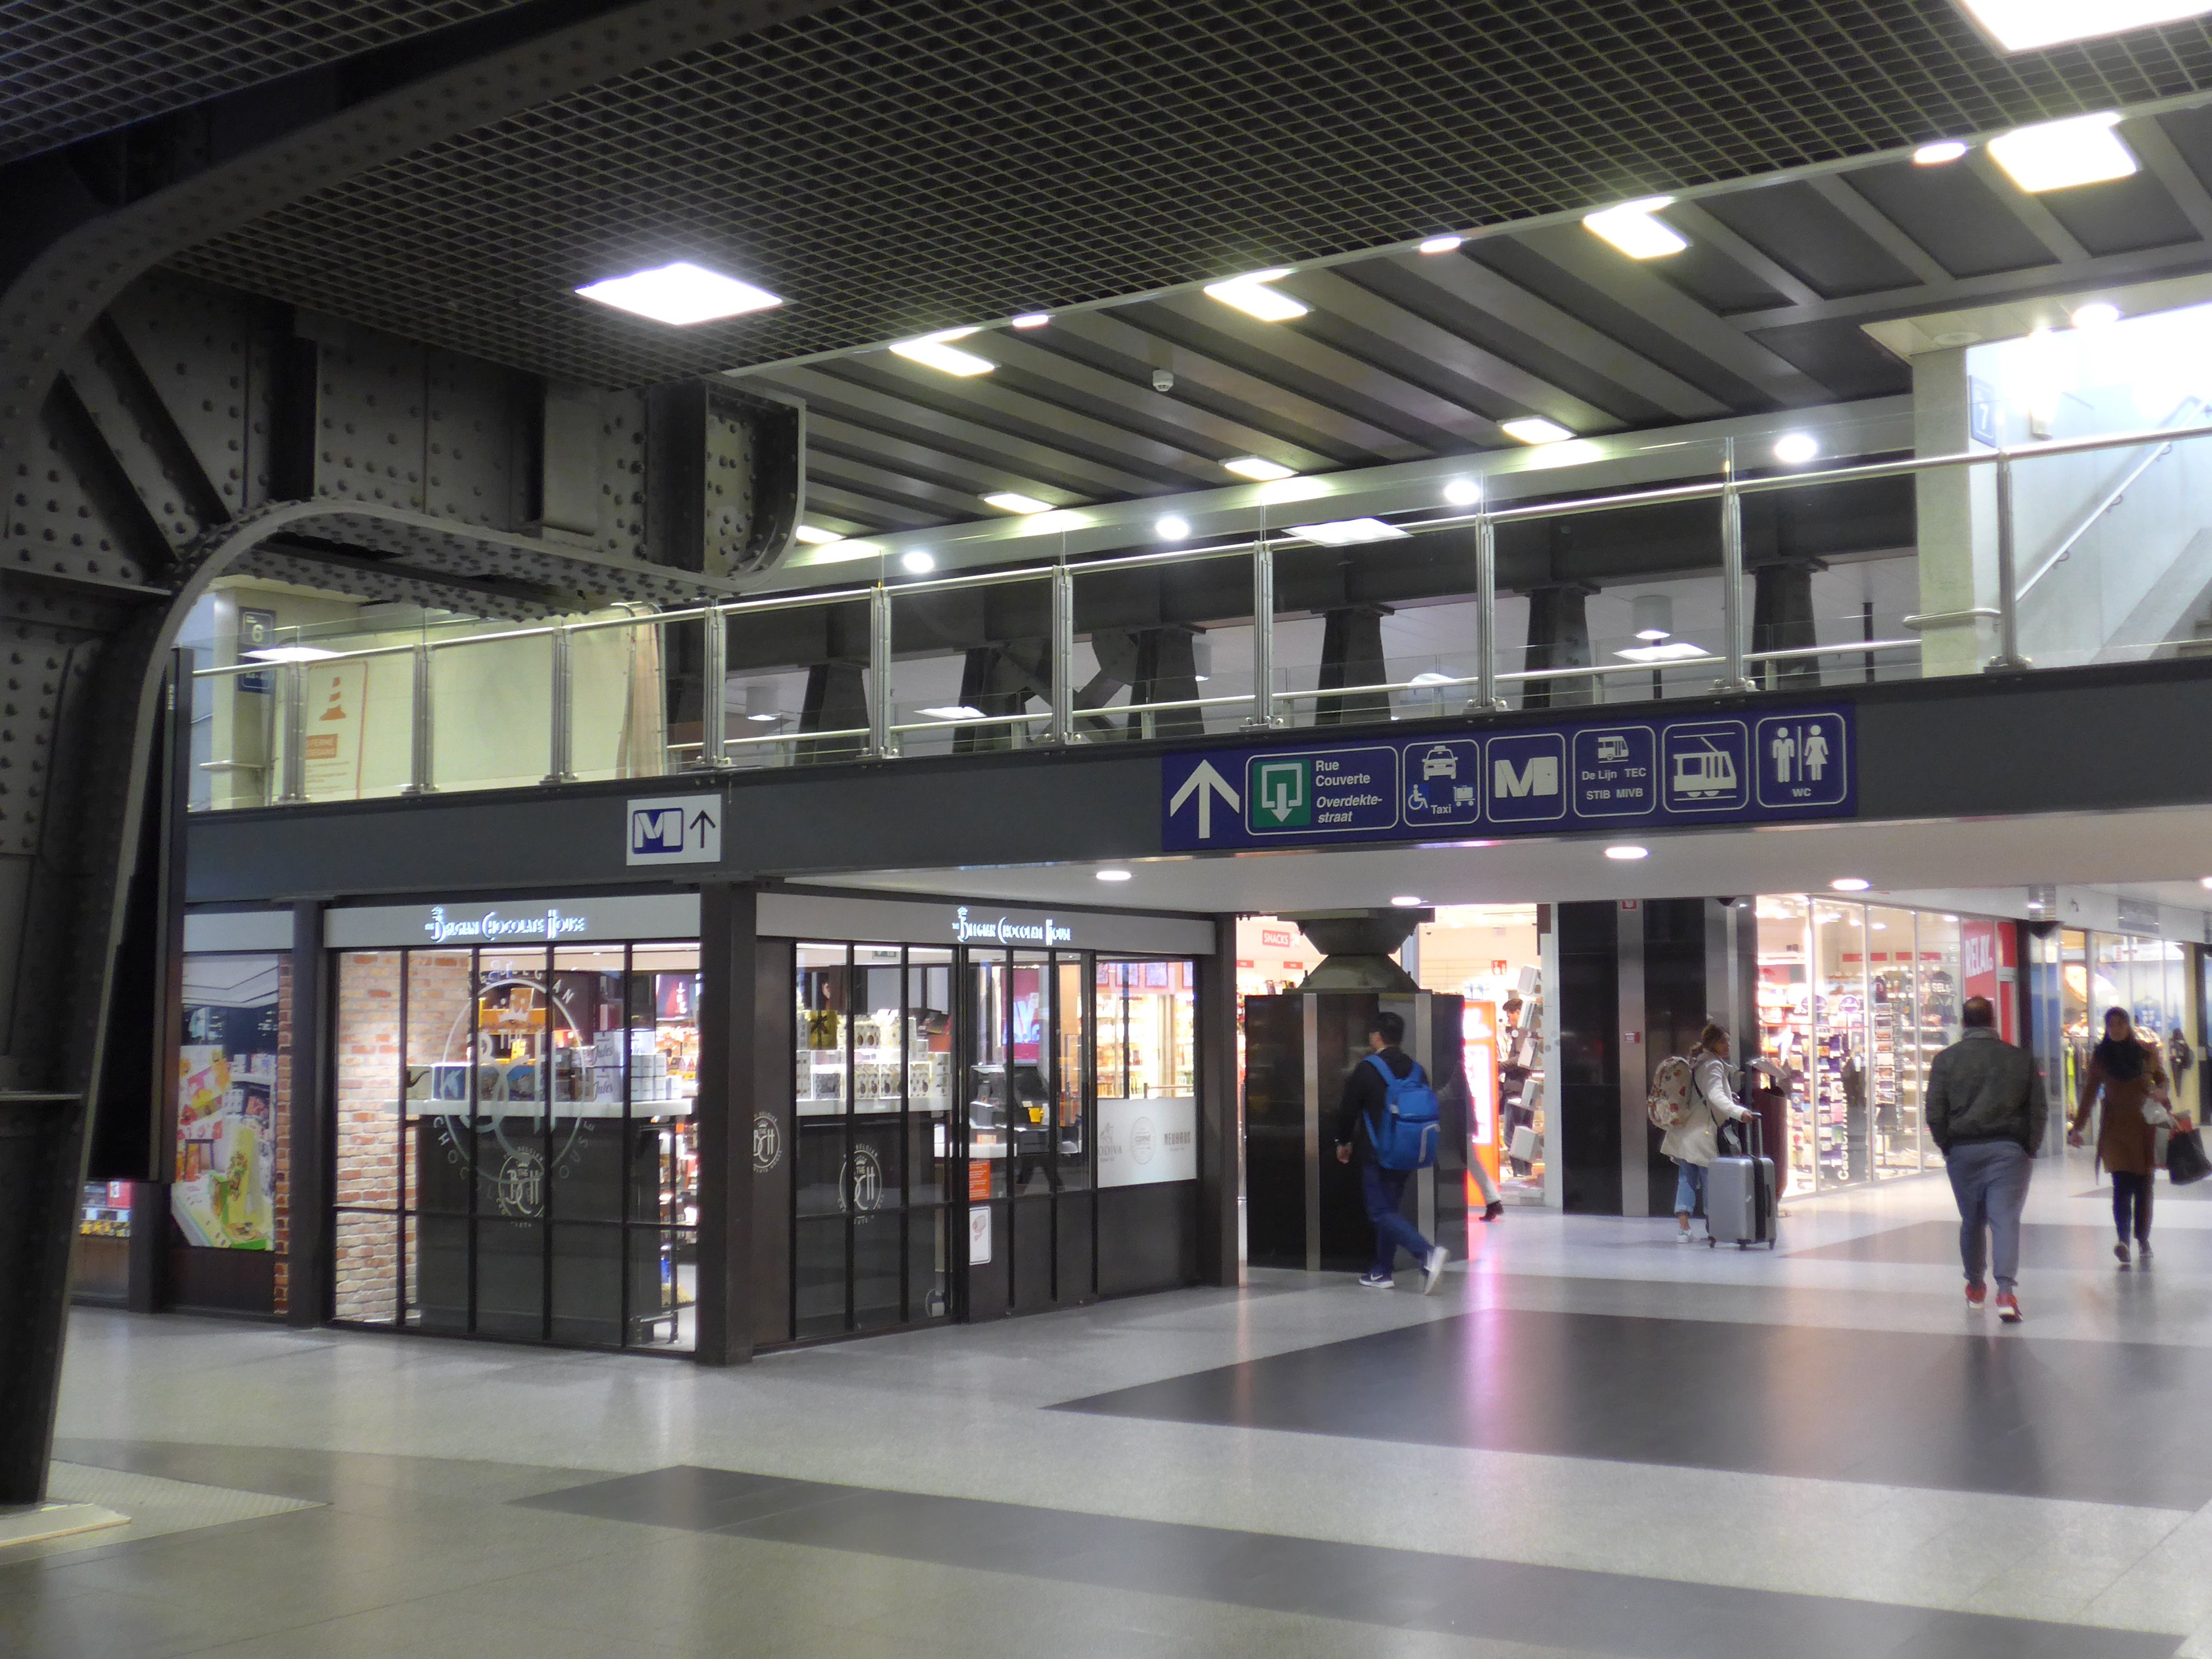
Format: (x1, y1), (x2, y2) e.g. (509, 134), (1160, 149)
(1996, 1291), (2023, 1324)
(1965, 1281), (1987, 1310)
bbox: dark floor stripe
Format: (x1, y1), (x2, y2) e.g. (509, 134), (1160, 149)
(518, 1466), (2177, 1659)
(1056, 1306), (2212, 1509)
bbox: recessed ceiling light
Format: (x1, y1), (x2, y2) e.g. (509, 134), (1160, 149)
(1443, 478), (1483, 506)
(1418, 235), (1465, 254)
(1582, 197), (1688, 259)
(1830, 877), (1872, 892)
(900, 550), (935, 573)
(1287, 518), (1408, 546)
(1155, 514), (1191, 540)
(1501, 416), (1575, 445)
(1224, 456), (1296, 482)
(1615, 640), (1711, 663)
(983, 491), (1052, 514)
(575, 261), (782, 326)
(792, 525), (844, 545)
(1203, 269), (1308, 322)
(1913, 140), (1969, 166)
(2070, 301), (2121, 328)
(890, 328), (996, 375)
(1095, 869), (1134, 883)
(1605, 845), (1650, 861)
(243, 643), (342, 662)
(1390, 895), (1425, 907)
(1011, 312), (1052, 328)
(919, 703), (985, 720)
(1988, 113), (2136, 193)
(2200, 877), (2212, 890)
(1957, 1), (2212, 52)
(1773, 432), (1820, 465)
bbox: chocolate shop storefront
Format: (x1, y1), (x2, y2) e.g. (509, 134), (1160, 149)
(194, 887), (1229, 1361)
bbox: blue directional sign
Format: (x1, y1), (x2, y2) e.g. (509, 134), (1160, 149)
(1403, 740), (1481, 828)
(1572, 725), (1656, 818)
(1660, 720), (1749, 815)
(1160, 705), (1855, 853)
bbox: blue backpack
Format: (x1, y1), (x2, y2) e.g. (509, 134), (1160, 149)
(1365, 1055), (1441, 1171)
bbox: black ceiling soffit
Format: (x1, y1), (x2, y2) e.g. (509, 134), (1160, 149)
(162, 0), (2212, 389)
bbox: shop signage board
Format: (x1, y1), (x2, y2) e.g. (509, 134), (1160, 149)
(1095, 1095), (1199, 1188)
(1161, 707), (1853, 852)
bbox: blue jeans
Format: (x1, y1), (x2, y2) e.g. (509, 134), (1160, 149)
(1672, 1159), (1707, 1219)
(1946, 1139), (2033, 1292)
(1361, 1162), (1433, 1278)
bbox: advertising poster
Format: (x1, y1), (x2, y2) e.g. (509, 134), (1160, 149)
(1960, 920), (2018, 1042)
(300, 660), (369, 799)
(1010, 966), (1044, 1063)
(174, 981), (280, 1249)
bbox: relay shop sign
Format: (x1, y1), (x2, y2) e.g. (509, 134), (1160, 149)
(1162, 707), (1853, 851)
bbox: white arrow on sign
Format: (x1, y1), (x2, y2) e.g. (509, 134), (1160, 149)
(1168, 760), (1240, 840)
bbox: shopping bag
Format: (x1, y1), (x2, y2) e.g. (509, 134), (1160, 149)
(2167, 1126), (2211, 1187)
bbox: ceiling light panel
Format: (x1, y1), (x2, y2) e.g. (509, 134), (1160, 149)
(890, 328), (996, 375)
(982, 491), (1052, 514)
(575, 260), (782, 325)
(1501, 417), (1574, 445)
(1224, 456), (1296, 482)
(1582, 198), (1687, 258)
(1987, 113), (2137, 191)
(1203, 269), (1308, 321)
(793, 525), (844, 545)
(1287, 518), (1408, 546)
(1957, 2), (2212, 52)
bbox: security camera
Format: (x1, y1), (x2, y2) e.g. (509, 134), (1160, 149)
(1150, 368), (1175, 393)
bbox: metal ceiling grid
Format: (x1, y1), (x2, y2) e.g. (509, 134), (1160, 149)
(0, 1), (538, 165)
(170, 1), (2212, 390)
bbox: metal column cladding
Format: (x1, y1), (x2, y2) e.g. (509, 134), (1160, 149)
(1161, 707), (1853, 853)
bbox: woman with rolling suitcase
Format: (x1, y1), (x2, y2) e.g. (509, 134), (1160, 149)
(1662, 1022), (1756, 1245)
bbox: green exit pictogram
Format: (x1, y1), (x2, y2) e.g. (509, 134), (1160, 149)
(1252, 759), (1310, 827)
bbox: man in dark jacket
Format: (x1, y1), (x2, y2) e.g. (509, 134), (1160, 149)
(1334, 1011), (1448, 1293)
(1926, 995), (2048, 1324)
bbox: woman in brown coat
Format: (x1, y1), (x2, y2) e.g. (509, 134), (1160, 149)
(2069, 1007), (2176, 1265)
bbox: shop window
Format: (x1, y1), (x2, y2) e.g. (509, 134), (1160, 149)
(176, 953), (288, 1318)
(1094, 961), (1198, 1189)
(330, 939), (697, 1352)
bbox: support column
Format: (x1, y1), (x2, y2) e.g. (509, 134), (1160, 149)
(1196, 917), (1244, 1288)
(1751, 562), (1820, 686)
(1521, 583), (1597, 710)
(286, 900), (328, 1328)
(1913, 346), (1999, 675)
(797, 661), (869, 763)
(1314, 605), (1391, 726)
(1134, 627), (1205, 739)
(696, 881), (759, 1366)
(1615, 902), (1648, 1217)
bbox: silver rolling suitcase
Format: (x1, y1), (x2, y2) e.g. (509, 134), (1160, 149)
(1705, 1117), (1777, 1250)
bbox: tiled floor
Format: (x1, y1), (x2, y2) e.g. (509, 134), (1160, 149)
(11, 1149), (2212, 1657)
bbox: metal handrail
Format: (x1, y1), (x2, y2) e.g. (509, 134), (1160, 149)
(2017, 398), (2205, 600)
(199, 409), (2212, 805)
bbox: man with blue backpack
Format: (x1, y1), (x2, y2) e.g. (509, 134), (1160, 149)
(1334, 1011), (1448, 1293)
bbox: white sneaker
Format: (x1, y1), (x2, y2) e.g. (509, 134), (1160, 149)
(1356, 1271), (1394, 1289)
(1675, 1230), (1696, 1245)
(1421, 1246), (1449, 1295)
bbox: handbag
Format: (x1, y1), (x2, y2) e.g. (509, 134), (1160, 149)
(2167, 1126), (2211, 1187)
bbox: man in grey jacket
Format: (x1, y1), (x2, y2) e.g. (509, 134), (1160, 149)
(1926, 995), (2048, 1324)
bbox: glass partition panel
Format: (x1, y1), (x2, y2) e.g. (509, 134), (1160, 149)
(622, 942), (697, 1353)
(1811, 901), (1871, 1188)
(1055, 956), (1091, 1191)
(906, 949), (955, 1207)
(1754, 896), (1815, 1194)
(1866, 906), (1921, 1176)
(967, 952), (1010, 1201)
(2061, 928), (2092, 1108)
(1918, 915), (1965, 1112)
